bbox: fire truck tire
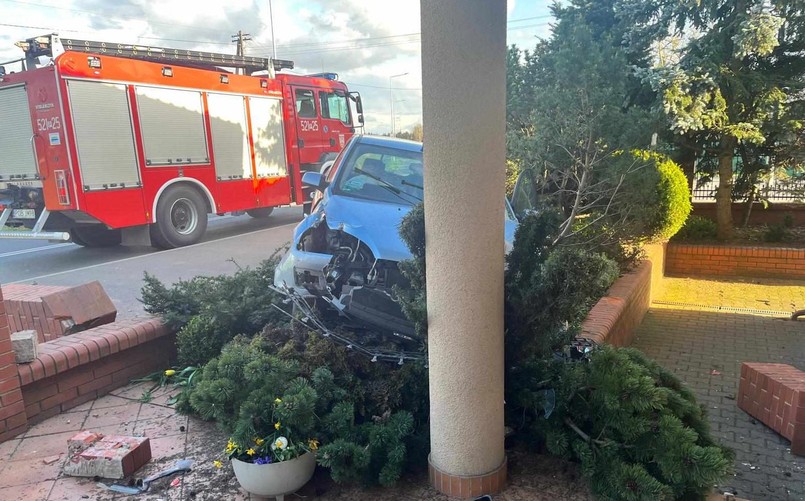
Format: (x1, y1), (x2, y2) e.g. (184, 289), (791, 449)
(70, 226), (122, 247)
(150, 185), (208, 249)
(246, 207), (274, 218)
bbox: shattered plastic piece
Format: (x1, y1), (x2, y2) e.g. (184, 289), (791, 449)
(170, 477), (181, 487)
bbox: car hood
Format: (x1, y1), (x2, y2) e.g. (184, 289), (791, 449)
(319, 195), (414, 262)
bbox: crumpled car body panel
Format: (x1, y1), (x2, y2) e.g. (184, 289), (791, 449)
(274, 135), (519, 338)
(319, 195), (413, 263)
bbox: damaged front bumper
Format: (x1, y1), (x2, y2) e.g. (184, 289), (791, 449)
(274, 215), (416, 338)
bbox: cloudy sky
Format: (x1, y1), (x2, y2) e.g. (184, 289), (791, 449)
(0, 0), (554, 134)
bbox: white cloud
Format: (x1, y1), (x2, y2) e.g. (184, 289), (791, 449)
(1, 0), (553, 134)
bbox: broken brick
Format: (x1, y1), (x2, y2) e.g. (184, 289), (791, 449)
(64, 431), (151, 479)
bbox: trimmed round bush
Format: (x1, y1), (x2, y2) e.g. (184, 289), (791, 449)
(606, 150), (692, 243)
(651, 151), (693, 240)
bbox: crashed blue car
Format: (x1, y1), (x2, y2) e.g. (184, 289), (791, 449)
(274, 135), (532, 338)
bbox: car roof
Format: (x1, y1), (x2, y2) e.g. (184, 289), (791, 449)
(353, 134), (423, 153)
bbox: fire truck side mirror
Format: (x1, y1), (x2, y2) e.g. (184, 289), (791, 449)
(357, 113), (364, 125)
(350, 92), (363, 113)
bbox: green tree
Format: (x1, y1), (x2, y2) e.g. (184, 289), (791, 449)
(643, 0), (805, 239)
(506, 1), (691, 252)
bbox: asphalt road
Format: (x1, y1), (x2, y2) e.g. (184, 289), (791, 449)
(0, 207), (303, 316)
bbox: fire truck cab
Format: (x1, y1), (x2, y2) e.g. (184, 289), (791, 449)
(0, 34), (363, 248)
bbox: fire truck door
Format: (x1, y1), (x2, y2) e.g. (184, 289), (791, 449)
(318, 89), (351, 151)
(292, 87), (324, 165)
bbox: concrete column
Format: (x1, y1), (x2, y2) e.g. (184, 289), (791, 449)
(421, 0), (507, 497)
(0, 284), (28, 442)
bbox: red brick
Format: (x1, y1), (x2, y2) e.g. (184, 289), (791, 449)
(5, 409), (29, 431)
(77, 374), (112, 395)
(24, 401), (41, 418)
(0, 377), (20, 394)
(28, 358), (47, 382)
(0, 351), (15, 368)
(39, 386), (78, 411)
(38, 353), (59, 378)
(56, 368), (94, 393)
(0, 388), (23, 407)
(0, 361), (18, 380)
(0, 399), (25, 420)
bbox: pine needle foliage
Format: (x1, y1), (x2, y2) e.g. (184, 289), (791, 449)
(178, 326), (428, 487)
(140, 255), (287, 366)
(507, 348), (733, 500)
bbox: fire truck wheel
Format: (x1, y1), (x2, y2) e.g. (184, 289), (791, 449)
(70, 226), (122, 247)
(150, 185), (208, 249)
(246, 207), (274, 218)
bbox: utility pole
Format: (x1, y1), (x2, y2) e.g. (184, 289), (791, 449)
(231, 30), (252, 74)
(268, 0), (277, 60)
(389, 72), (408, 136)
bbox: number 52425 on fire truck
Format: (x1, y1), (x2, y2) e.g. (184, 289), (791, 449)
(0, 34), (363, 248)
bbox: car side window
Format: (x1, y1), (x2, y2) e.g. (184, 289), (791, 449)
(295, 89), (317, 118)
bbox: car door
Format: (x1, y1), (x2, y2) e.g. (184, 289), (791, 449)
(292, 87), (324, 165)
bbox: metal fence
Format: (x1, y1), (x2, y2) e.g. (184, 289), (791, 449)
(692, 177), (805, 203)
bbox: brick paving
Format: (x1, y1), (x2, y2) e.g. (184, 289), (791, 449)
(633, 277), (805, 501)
(0, 383), (251, 501)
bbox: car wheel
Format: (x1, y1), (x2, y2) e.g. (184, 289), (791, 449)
(70, 226), (122, 247)
(246, 207), (274, 219)
(150, 185), (208, 249)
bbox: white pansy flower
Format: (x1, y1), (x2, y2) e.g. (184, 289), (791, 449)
(271, 436), (288, 450)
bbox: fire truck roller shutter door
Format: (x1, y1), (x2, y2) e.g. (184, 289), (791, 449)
(149, 183), (208, 249)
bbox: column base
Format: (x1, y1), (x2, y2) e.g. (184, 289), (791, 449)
(428, 454), (507, 498)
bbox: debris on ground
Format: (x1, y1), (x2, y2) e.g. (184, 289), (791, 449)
(64, 431), (151, 479)
(99, 459), (193, 494)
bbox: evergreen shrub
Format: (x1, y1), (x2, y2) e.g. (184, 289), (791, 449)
(603, 150), (692, 244)
(672, 216), (718, 242)
(503, 212), (734, 500)
(507, 347), (733, 500)
(177, 326), (429, 487)
(141, 256), (286, 366)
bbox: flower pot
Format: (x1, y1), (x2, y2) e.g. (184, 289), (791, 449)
(231, 451), (316, 501)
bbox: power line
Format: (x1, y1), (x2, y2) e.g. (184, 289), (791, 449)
(0, 22), (76, 31)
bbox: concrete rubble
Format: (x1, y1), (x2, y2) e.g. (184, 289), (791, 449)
(10, 329), (37, 363)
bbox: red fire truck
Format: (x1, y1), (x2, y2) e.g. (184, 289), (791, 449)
(0, 34), (363, 248)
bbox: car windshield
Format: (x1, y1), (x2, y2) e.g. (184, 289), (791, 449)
(334, 143), (423, 205)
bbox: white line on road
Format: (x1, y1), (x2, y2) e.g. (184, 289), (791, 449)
(11, 222), (296, 284)
(0, 243), (74, 259)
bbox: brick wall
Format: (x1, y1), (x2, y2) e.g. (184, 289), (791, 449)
(666, 244), (805, 280)
(643, 242), (666, 302)
(3, 282), (117, 343)
(0, 295), (176, 442)
(0, 285), (28, 441)
(579, 260), (653, 347)
(4, 284), (69, 342)
(17, 318), (176, 425)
